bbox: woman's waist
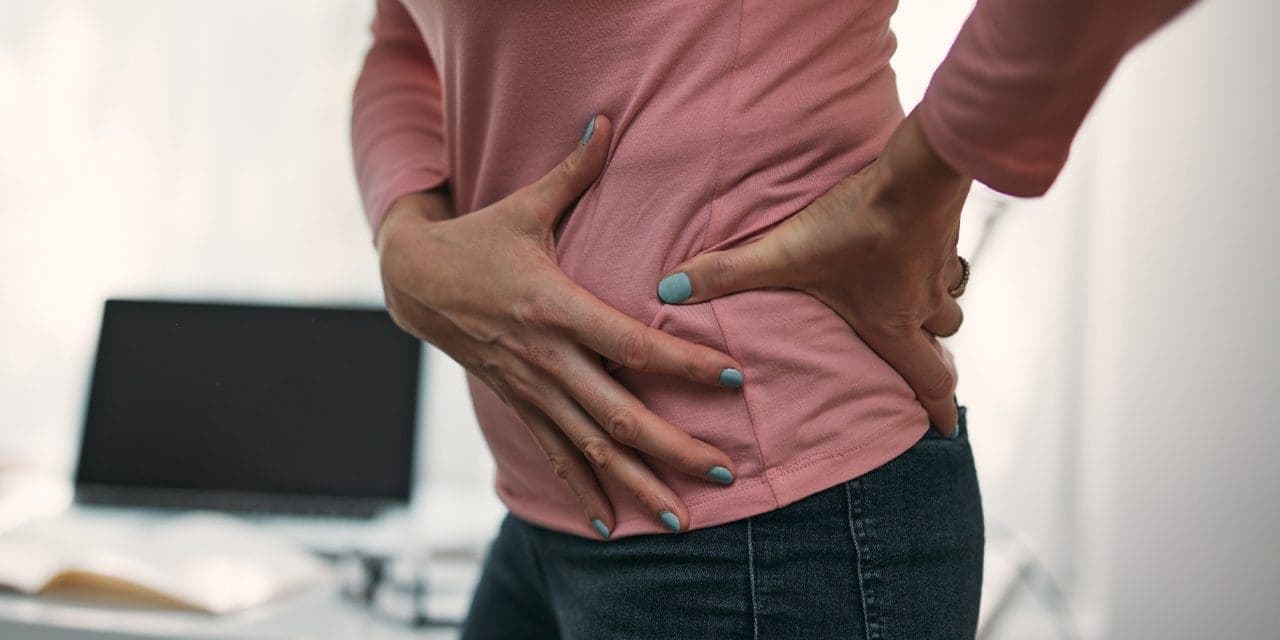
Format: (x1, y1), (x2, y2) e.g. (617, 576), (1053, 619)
(472, 287), (943, 490)
(619, 288), (940, 453)
(470, 288), (938, 537)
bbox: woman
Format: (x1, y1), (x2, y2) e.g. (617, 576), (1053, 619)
(352, 1), (1194, 637)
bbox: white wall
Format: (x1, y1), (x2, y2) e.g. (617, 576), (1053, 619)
(0, 1), (491, 494)
(1076, 1), (1280, 637)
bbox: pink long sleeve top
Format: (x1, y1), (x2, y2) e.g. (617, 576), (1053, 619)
(352, 0), (1195, 539)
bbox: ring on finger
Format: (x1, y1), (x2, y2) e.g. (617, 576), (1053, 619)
(947, 256), (971, 298)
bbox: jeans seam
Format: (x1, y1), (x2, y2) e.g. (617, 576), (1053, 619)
(523, 521), (561, 633)
(845, 481), (880, 640)
(747, 517), (760, 640)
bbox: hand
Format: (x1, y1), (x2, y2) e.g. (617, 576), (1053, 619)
(377, 116), (743, 537)
(654, 109), (970, 434)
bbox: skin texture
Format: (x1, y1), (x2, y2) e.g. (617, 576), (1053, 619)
(375, 116), (742, 537)
(658, 109), (971, 434)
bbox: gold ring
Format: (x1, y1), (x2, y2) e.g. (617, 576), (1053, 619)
(948, 256), (970, 298)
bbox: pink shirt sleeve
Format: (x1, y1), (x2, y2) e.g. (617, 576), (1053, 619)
(917, 0), (1198, 197)
(351, 0), (449, 235)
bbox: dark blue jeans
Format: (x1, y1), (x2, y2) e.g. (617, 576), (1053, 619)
(462, 407), (983, 639)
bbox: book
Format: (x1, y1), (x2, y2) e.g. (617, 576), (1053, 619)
(0, 511), (328, 614)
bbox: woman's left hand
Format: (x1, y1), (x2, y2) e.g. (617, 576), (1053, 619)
(654, 109), (971, 435)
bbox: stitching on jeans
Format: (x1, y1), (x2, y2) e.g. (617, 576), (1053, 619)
(845, 482), (877, 640)
(519, 519), (561, 632)
(747, 518), (759, 640)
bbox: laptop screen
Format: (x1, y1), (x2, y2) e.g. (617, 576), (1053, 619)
(75, 299), (420, 512)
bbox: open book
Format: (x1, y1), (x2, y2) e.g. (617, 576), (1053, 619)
(0, 511), (328, 614)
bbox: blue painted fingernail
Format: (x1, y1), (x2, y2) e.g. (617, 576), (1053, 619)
(719, 368), (743, 389)
(707, 466), (734, 485)
(591, 518), (611, 539)
(580, 116), (596, 145)
(657, 272), (692, 304)
(949, 423), (960, 441)
(659, 511), (681, 533)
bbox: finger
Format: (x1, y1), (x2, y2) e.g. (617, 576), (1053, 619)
(523, 114), (614, 227)
(553, 283), (744, 388)
(862, 325), (959, 436)
(922, 297), (963, 337)
(527, 380), (692, 533)
(542, 348), (737, 487)
(656, 239), (782, 305)
(508, 397), (618, 539)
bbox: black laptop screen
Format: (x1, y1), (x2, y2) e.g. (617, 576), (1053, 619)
(76, 300), (420, 505)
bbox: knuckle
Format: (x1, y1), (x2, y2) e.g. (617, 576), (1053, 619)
(712, 253), (740, 292)
(519, 341), (559, 370)
(555, 154), (581, 185)
(522, 292), (569, 329)
(487, 378), (516, 406)
(509, 298), (538, 326)
(921, 368), (956, 400)
(616, 329), (654, 370)
(509, 375), (542, 403)
(518, 184), (558, 222)
(669, 447), (702, 474)
(492, 361), (537, 400)
(682, 352), (706, 381)
(936, 311), (963, 337)
(602, 405), (643, 446)
(546, 453), (575, 482)
(580, 438), (614, 471)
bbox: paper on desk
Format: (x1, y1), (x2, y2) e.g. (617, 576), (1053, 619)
(0, 512), (327, 614)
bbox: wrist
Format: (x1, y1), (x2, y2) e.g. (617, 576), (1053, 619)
(871, 109), (970, 228)
(375, 188), (455, 254)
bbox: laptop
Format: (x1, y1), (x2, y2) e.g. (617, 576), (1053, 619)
(71, 299), (423, 552)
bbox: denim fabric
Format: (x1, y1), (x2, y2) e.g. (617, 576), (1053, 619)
(461, 407), (983, 640)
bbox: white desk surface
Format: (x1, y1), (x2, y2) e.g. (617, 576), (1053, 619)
(0, 476), (502, 639)
(0, 578), (460, 640)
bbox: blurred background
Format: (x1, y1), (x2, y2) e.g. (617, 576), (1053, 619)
(1, 1), (1277, 638)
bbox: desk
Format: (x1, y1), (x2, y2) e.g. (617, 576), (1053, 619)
(0, 578), (462, 640)
(0, 478), (501, 638)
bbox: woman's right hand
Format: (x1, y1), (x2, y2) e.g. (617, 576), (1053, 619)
(375, 116), (741, 538)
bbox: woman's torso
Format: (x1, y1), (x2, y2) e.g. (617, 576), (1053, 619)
(400, 0), (941, 538)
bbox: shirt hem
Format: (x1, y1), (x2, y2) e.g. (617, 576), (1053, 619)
(499, 413), (930, 539)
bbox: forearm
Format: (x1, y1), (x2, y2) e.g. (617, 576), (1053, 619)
(869, 109), (970, 233)
(918, 0), (1199, 196)
(352, 0), (450, 237)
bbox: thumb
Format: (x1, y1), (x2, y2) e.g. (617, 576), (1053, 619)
(656, 238), (783, 305)
(526, 114), (613, 227)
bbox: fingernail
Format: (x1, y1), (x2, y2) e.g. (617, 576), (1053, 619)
(707, 466), (734, 485)
(657, 272), (692, 304)
(580, 116), (596, 145)
(591, 518), (611, 539)
(949, 423), (960, 441)
(659, 511), (681, 533)
(719, 368), (743, 389)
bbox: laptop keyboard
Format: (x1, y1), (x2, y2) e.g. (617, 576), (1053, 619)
(76, 485), (390, 519)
